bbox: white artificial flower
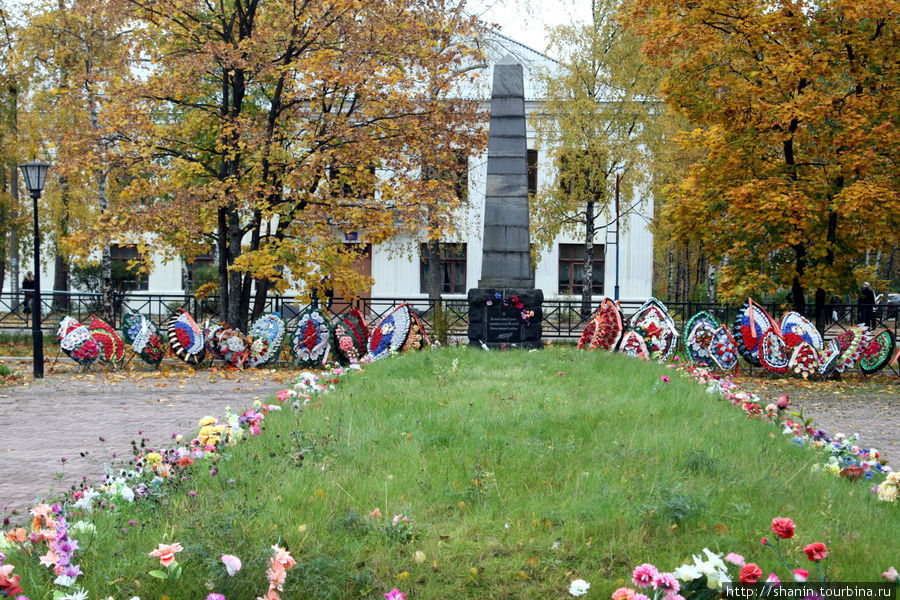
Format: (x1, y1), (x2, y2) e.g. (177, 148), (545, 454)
(569, 579), (591, 596)
(673, 563), (702, 581)
(59, 588), (89, 600)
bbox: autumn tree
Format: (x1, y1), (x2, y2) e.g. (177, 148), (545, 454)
(15, 0), (134, 318)
(531, 0), (670, 315)
(83, 0), (485, 330)
(624, 0), (900, 325)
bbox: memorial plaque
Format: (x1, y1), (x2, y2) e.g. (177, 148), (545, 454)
(484, 304), (523, 343)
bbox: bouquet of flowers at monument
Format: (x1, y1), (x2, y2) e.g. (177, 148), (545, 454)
(57, 316), (100, 366)
(333, 307), (368, 364)
(292, 307), (332, 366)
(88, 315), (125, 365)
(121, 313), (166, 366)
(758, 327), (790, 374)
(247, 312), (286, 367)
(165, 308), (206, 365)
(618, 328), (650, 359)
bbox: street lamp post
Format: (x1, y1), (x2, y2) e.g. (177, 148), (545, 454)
(19, 160), (50, 379)
(614, 171), (621, 301)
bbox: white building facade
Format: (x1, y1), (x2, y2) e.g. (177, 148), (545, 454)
(6, 36), (654, 305)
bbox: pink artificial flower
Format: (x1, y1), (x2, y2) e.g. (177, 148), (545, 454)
(766, 574), (781, 583)
(384, 590), (407, 600)
(804, 543), (829, 562)
(271, 545), (297, 569)
(660, 375), (670, 384)
(370, 508), (382, 519)
(221, 554), (242, 576)
(633, 563), (659, 587)
(653, 572), (679, 594)
(612, 588), (637, 600)
(793, 569), (809, 582)
(632, 594), (651, 600)
(148, 542), (184, 567)
(724, 553), (746, 567)
(777, 394), (790, 409)
(882, 567), (898, 582)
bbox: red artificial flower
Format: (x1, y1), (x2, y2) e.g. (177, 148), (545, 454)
(760, 537), (768, 546)
(840, 465), (865, 481)
(771, 517), (796, 539)
(804, 542), (829, 562)
(739, 564), (764, 583)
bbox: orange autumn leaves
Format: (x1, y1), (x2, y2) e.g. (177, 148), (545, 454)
(622, 0), (900, 303)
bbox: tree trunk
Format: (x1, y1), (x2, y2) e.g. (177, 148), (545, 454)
(706, 261), (717, 303)
(581, 199), (595, 318)
(667, 244), (674, 300)
(216, 208), (228, 322)
(52, 175), (70, 314)
(9, 164), (19, 298)
(226, 207), (245, 329)
(425, 237), (446, 343)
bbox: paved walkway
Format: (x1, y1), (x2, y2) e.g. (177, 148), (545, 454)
(0, 364), (300, 515)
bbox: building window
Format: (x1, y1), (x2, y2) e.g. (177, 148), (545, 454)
(420, 243), (467, 294)
(186, 251), (215, 292)
(110, 244), (148, 291)
(558, 243), (604, 295)
(527, 149), (538, 196)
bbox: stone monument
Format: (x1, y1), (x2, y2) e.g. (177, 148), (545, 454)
(467, 55), (543, 349)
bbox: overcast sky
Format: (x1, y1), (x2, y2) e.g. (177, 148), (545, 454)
(468, 0), (593, 53)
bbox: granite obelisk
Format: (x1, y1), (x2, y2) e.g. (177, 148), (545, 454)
(468, 55), (543, 348)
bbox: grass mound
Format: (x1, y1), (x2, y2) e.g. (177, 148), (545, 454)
(4, 346), (897, 598)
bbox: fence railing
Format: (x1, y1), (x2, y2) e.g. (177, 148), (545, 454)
(1, 291), (896, 376)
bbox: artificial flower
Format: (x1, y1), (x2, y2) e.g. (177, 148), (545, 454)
(148, 542), (184, 567)
(739, 564), (763, 583)
(612, 588), (636, 600)
(793, 569), (809, 582)
(771, 517), (796, 539)
(384, 589), (406, 600)
(222, 554), (242, 576)
(804, 543), (828, 562)
(724, 553), (745, 567)
(569, 578), (591, 596)
(881, 567), (898, 582)
(633, 563), (659, 587)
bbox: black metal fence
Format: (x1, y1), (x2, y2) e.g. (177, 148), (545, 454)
(1, 290), (897, 376)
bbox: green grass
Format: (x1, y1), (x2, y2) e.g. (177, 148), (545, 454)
(4, 346), (898, 599)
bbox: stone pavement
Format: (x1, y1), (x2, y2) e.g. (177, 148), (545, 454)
(0, 364), (300, 515)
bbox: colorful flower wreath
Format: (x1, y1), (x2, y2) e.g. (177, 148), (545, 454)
(57, 316), (100, 366)
(88, 315), (126, 365)
(165, 309), (206, 365)
(292, 308), (332, 366)
(247, 313), (286, 367)
(121, 313), (166, 366)
(334, 307), (369, 365)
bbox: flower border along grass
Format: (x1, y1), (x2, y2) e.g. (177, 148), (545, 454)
(1, 346), (897, 600)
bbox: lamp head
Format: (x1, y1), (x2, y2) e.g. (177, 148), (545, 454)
(19, 161), (50, 198)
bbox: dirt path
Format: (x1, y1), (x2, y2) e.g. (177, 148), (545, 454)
(0, 363), (301, 516)
(734, 373), (899, 454)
